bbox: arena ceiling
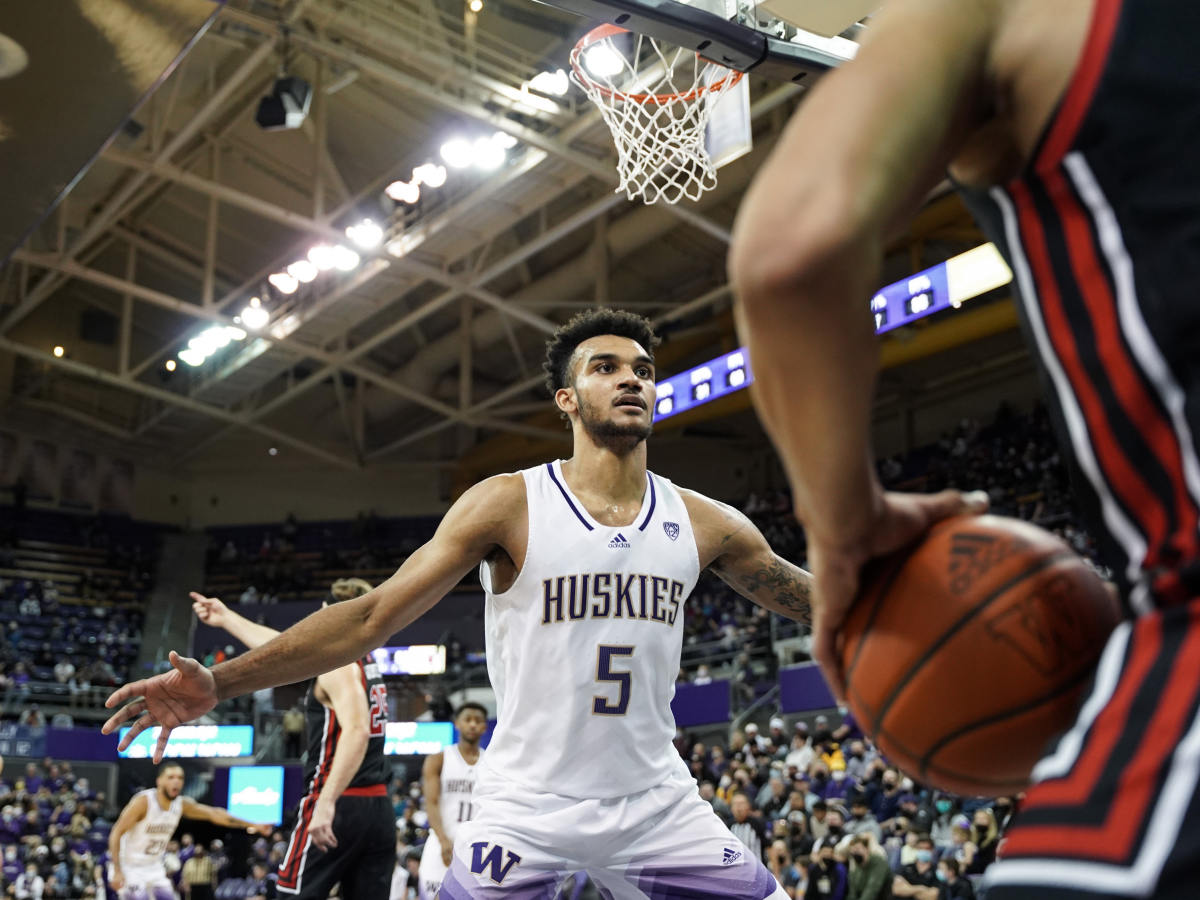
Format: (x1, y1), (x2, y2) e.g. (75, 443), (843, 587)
(0, 0), (1010, 479)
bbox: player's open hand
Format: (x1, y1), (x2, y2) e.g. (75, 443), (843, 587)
(190, 592), (230, 628)
(808, 488), (989, 701)
(309, 798), (337, 851)
(102, 650), (218, 762)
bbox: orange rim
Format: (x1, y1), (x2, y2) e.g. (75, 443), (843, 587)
(569, 23), (744, 105)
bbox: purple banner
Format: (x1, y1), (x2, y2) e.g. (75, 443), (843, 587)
(670, 679), (730, 728)
(779, 663), (836, 714)
(45, 726), (118, 761)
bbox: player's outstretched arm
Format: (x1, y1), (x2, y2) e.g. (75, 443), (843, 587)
(682, 491), (812, 623)
(181, 797), (271, 835)
(191, 593), (281, 650)
(107, 793), (149, 890)
(104, 474), (524, 761)
(727, 0), (997, 697)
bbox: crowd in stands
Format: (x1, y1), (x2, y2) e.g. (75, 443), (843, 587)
(0, 758), (116, 899)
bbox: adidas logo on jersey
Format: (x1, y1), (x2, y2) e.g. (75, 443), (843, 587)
(722, 846), (743, 866)
(608, 533), (631, 549)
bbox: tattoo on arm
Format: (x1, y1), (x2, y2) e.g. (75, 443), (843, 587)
(712, 536), (813, 621)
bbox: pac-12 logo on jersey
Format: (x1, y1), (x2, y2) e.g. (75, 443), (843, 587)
(663, 521), (679, 541)
(469, 842), (522, 884)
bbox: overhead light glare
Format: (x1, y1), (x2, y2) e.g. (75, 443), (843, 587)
(241, 303), (270, 331)
(268, 272), (299, 294)
(307, 244), (337, 271)
(52, 345), (64, 358)
(165, 359), (177, 372)
(469, 0), (483, 12)
(412, 163), (447, 188)
(492, 131), (519, 150)
(473, 136), (505, 171)
(440, 137), (474, 169)
(345, 219), (383, 249)
(386, 180), (421, 204)
(331, 245), (361, 271)
(526, 68), (569, 96)
(583, 45), (624, 78)
(179, 348), (206, 367)
(287, 259), (319, 283)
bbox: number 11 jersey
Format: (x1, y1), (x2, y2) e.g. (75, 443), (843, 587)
(479, 459), (700, 799)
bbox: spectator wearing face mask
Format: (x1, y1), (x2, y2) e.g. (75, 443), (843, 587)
(15, 863), (44, 900)
(892, 835), (940, 899)
(807, 837), (847, 900)
(962, 809), (1000, 876)
(842, 741), (873, 782)
(846, 833), (890, 900)
(929, 795), (958, 847)
(872, 769), (904, 823)
(823, 765), (852, 803)
(936, 858), (974, 900)
(809, 800), (831, 841)
(698, 781), (732, 825)
(845, 795), (883, 843)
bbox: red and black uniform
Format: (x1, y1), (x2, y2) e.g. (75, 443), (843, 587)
(277, 656), (394, 898)
(957, 0), (1200, 896)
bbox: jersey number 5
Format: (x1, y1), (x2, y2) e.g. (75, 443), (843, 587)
(368, 683), (388, 736)
(593, 645), (634, 716)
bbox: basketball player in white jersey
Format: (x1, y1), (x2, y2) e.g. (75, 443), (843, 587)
(418, 701), (487, 900)
(108, 762), (268, 900)
(105, 309), (813, 899)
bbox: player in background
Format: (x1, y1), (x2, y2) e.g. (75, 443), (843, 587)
(108, 762), (267, 900)
(418, 701), (488, 900)
(731, 0), (1200, 896)
(191, 578), (394, 898)
(104, 309), (814, 899)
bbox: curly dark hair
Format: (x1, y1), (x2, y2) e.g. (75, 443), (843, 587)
(542, 309), (661, 396)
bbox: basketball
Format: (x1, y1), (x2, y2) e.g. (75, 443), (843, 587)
(839, 514), (1123, 796)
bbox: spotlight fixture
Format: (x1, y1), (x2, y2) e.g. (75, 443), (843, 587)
(52, 345), (64, 358)
(179, 348), (205, 367)
(165, 359), (177, 372)
(287, 259), (319, 283)
(307, 245), (337, 271)
(345, 219), (383, 249)
(268, 272), (299, 294)
(526, 69), (570, 96)
(241, 298), (270, 331)
(472, 136), (505, 171)
(468, 0), (483, 12)
(255, 75), (313, 131)
(331, 245), (361, 271)
(412, 163), (447, 188)
(385, 180), (420, 204)
(440, 138), (474, 169)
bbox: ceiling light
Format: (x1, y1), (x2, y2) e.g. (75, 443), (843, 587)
(527, 68), (569, 96)
(225, 326), (247, 341)
(179, 348), (206, 367)
(583, 45), (624, 78)
(268, 272), (299, 294)
(412, 163), (447, 188)
(492, 131), (519, 150)
(241, 301), (270, 331)
(468, 0), (483, 12)
(307, 244), (337, 271)
(345, 219), (383, 249)
(472, 136), (505, 171)
(386, 180), (421, 204)
(52, 345), (64, 358)
(287, 259), (319, 283)
(268, 447), (278, 456)
(331, 245), (360, 271)
(165, 359), (177, 372)
(440, 138), (474, 169)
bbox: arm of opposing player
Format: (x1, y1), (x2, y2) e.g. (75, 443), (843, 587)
(191, 594), (281, 651)
(105, 474), (522, 741)
(107, 794), (148, 884)
(687, 492), (812, 623)
(180, 796), (267, 833)
(307, 665), (371, 850)
(729, 0), (993, 538)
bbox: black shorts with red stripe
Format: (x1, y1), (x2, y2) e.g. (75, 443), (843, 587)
(984, 597), (1200, 898)
(276, 788), (394, 900)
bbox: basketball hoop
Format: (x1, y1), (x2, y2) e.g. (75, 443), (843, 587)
(569, 24), (745, 205)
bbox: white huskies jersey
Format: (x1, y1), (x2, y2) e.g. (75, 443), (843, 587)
(480, 459), (700, 799)
(440, 744), (480, 841)
(121, 789), (182, 873)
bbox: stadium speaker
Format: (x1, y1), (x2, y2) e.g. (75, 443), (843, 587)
(255, 76), (312, 131)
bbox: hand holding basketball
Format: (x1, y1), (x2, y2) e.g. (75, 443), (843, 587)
(808, 487), (991, 700)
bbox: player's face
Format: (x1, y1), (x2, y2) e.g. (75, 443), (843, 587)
(456, 709), (487, 744)
(564, 336), (656, 444)
(157, 767), (184, 798)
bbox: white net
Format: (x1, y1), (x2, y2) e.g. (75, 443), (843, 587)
(569, 26), (744, 205)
